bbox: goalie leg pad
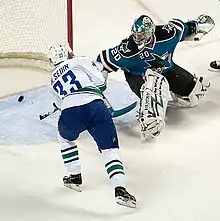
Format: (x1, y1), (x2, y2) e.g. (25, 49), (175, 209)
(170, 76), (210, 108)
(138, 69), (170, 140)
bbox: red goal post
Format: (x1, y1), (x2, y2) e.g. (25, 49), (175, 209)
(0, 0), (73, 71)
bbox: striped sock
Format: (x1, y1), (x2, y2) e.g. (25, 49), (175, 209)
(106, 159), (125, 179)
(102, 149), (126, 188)
(61, 145), (81, 175)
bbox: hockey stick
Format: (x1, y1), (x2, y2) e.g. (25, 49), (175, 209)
(111, 101), (137, 117)
(39, 98), (137, 120)
(39, 102), (60, 120)
(103, 95), (137, 118)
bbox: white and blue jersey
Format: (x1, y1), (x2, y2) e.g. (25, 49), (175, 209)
(51, 56), (106, 110)
(50, 56), (118, 150)
(97, 19), (197, 76)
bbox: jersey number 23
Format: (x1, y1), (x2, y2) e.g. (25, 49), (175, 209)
(53, 70), (82, 98)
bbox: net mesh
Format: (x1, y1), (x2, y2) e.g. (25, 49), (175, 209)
(0, 0), (68, 70)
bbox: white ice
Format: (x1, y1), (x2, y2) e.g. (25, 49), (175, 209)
(1, 0), (220, 220)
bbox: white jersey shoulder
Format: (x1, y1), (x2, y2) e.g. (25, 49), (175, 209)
(51, 56), (105, 109)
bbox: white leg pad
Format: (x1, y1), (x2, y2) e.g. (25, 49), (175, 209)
(138, 69), (170, 140)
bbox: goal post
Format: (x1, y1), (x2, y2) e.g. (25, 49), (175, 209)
(0, 0), (73, 71)
(67, 0), (73, 51)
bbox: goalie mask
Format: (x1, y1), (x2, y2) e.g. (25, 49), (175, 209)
(48, 44), (72, 66)
(131, 15), (156, 46)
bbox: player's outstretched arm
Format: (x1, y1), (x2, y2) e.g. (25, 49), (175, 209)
(184, 14), (215, 41)
(194, 14), (215, 41)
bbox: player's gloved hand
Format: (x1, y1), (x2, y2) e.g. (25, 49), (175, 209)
(92, 61), (108, 79)
(194, 14), (215, 41)
(197, 14), (215, 29)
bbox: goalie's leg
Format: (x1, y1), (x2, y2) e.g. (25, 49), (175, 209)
(124, 71), (144, 98)
(138, 69), (170, 140)
(166, 64), (210, 107)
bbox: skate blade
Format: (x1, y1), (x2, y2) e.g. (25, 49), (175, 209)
(116, 197), (137, 208)
(64, 183), (82, 192)
(208, 67), (220, 72)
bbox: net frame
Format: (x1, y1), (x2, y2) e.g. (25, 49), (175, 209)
(0, 0), (73, 71)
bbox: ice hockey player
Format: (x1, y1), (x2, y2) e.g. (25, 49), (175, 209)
(97, 14), (214, 140)
(210, 60), (220, 71)
(48, 44), (137, 208)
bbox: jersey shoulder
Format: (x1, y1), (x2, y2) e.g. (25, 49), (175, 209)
(118, 35), (140, 57)
(155, 24), (176, 41)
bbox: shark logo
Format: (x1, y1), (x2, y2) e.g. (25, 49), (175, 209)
(119, 41), (131, 54)
(145, 52), (172, 70)
(162, 23), (174, 33)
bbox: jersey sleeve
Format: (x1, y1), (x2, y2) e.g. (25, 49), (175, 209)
(50, 88), (62, 108)
(78, 57), (107, 91)
(168, 19), (198, 42)
(96, 45), (121, 73)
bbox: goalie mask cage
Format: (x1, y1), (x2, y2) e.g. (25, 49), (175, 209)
(0, 0), (73, 71)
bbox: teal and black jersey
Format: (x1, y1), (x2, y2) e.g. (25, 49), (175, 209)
(97, 19), (197, 76)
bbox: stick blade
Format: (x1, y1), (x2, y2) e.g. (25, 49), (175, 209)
(111, 101), (137, 118)
(39, 114), (45, 120)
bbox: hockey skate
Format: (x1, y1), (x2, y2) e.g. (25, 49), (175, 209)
(63, 174), (82, 192)
(209, 60), (220, 72)
(115, 186), (137, 208)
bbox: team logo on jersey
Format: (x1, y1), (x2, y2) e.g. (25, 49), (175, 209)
(162, 22), (174, 33)
(146, 52), (172, 70)
(119, 41), (131, 54)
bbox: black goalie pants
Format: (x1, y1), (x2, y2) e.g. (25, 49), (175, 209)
(124, 64), (196, 99)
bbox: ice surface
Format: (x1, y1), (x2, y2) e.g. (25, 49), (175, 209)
(1, 0), (220, 220)
(0, 81), (137, 145)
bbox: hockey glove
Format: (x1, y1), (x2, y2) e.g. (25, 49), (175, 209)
(194, 14), (215, 41)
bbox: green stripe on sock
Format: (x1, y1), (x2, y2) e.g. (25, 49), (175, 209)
(62, 150), (78, 159)
(107, 164), (124, 174)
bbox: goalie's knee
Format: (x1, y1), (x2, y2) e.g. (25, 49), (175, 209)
(171, 76), (210, 107)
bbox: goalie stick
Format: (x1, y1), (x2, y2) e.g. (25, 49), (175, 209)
(111, 101), (137, 118)
(103, 95), (137, 118)
(39, 99), (137, 120)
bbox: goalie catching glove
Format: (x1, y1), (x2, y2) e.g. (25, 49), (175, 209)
(194, 14), (215, 41)
(185, 14), (215, 41)
(138, 69), (170, 140)
(186, 14), (215, 41)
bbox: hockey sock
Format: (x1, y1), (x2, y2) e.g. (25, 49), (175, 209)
(61, 144), (81, 175)
(101, 148), (126, 188)
(58, 135), (81, 175)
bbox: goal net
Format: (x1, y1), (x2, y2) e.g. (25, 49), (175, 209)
(0, 0), (73, 71)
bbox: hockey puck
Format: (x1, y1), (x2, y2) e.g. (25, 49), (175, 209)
(18, 95), (24, 102)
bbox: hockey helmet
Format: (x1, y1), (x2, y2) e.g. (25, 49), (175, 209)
(131, 15), (156, 45)
(48, 43), (72, 66)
